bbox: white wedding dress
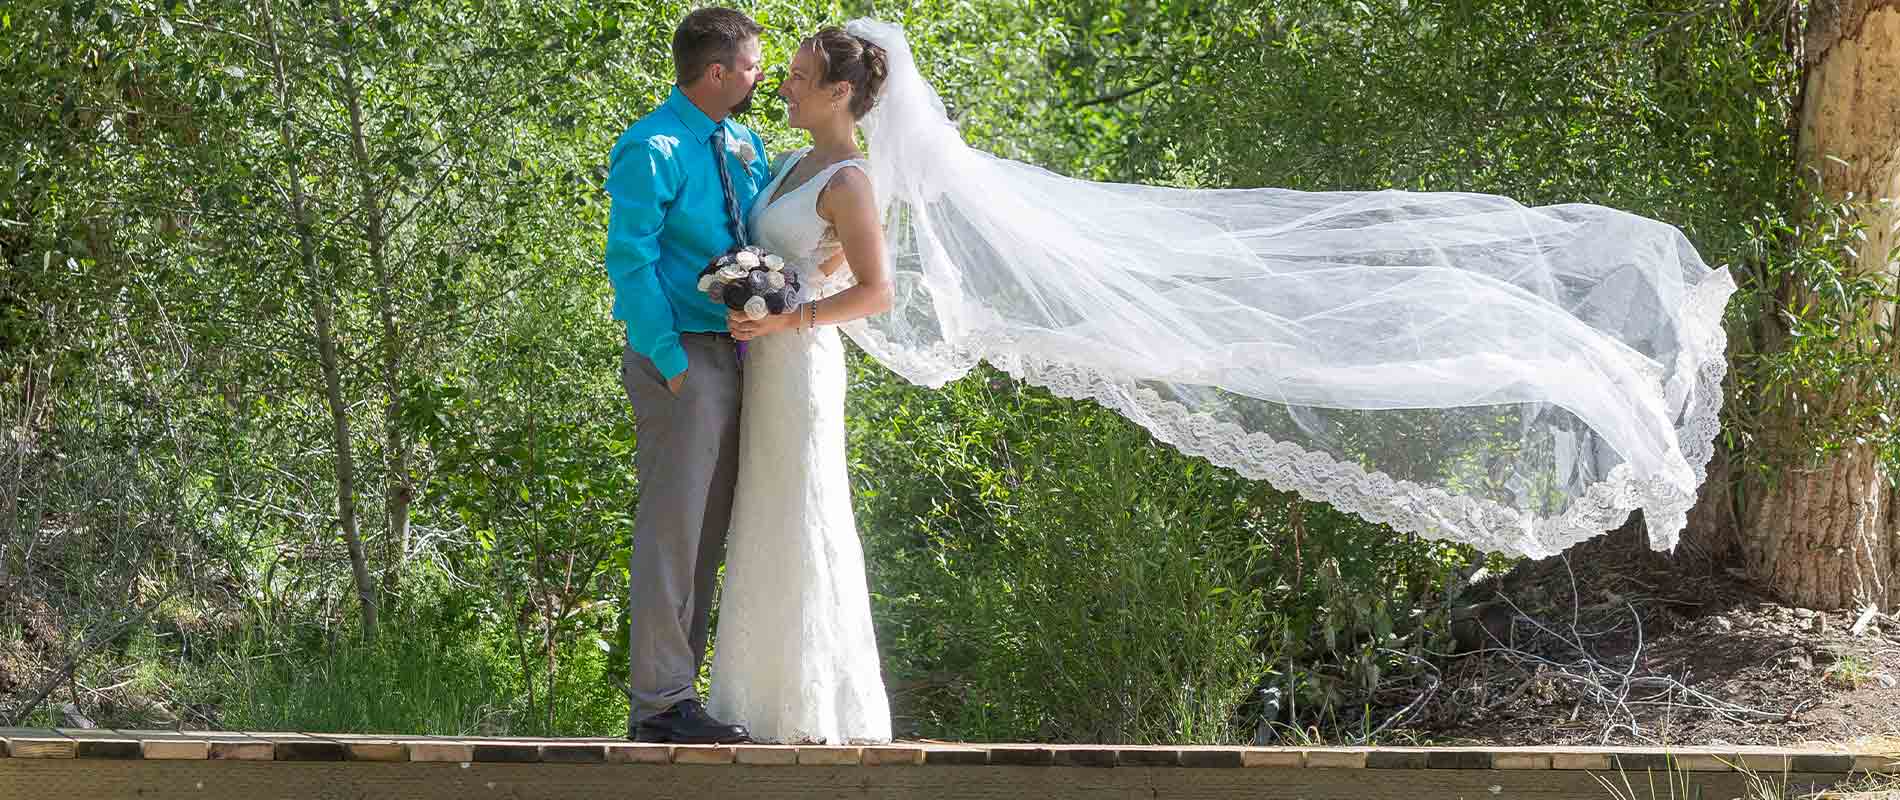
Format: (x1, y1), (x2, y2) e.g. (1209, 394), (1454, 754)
(706, 150), (893, 745)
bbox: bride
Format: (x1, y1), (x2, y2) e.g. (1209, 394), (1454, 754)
(708, 18), (1734, 743)
(707, 25), (895, 745)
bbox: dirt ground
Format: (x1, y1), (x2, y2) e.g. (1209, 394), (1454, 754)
(1407, 546), (1900, 751)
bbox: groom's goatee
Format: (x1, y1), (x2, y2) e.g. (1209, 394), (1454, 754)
(732, 89), (756, 115)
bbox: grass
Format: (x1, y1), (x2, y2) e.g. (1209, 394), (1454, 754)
(1823, 653), (1877, 690)
(197, 620), (631, 737)
(206, 628), (520, 735)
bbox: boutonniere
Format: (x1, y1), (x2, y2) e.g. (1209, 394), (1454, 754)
(726, 133), (756, 164)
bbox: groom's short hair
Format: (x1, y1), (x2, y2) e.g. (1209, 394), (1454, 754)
(673, 7), (763, 86)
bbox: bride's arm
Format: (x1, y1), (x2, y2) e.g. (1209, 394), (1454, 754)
(806, 167), (893, 325)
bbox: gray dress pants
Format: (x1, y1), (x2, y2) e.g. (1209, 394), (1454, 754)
(620, 334), (741, 730)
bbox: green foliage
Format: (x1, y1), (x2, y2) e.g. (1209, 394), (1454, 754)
(846, 359), (1267, 742)
(845, 355), (1469, 742)
(3, 0), (1874, 747)
(1726, 191), (1900, 473)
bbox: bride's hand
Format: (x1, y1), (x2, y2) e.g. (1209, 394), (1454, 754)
(728, 307), (799, 341)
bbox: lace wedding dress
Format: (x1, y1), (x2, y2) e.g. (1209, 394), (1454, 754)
(706, 150), (893, 745)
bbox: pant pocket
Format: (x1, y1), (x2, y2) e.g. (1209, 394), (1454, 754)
(623, 347), (670, 388)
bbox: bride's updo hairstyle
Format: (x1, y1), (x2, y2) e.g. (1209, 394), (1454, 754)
(804, 27), (888, 119)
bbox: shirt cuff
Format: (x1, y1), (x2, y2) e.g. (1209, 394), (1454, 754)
(633, 323), (689, 381)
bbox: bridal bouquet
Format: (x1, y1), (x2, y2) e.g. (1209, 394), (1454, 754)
(697, 245), (803, 321)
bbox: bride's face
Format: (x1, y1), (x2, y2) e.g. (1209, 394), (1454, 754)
(777, 42), (848, 131)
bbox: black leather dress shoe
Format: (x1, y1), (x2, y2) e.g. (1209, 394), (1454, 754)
(630, 699), (750, 744)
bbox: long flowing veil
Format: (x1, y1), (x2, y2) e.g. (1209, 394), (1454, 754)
(838, 18), (1735, 558)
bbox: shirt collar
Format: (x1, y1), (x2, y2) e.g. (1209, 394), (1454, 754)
(663, 85), (728, 142)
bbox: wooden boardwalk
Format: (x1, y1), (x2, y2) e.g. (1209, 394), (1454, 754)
(2, 728), (1893, 799)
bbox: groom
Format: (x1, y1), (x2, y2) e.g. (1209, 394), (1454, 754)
(602, 7), (771, 744)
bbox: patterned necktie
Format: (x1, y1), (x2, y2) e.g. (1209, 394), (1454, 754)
(709, 124), (750, 362)
(709, 124), (749, 248)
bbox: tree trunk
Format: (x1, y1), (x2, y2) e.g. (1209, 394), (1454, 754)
(1744, 0), (1900, 611)
(327, 0), (413, 602)
(262, 0), (379, 640)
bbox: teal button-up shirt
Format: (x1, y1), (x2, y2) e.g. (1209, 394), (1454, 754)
(603, 87), (771, 379)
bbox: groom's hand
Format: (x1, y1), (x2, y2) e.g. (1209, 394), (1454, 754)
(667, 371), (687, 395)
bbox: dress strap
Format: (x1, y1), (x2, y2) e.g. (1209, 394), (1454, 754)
(812, 160), (871, 196)
(819, 158), (867, 177)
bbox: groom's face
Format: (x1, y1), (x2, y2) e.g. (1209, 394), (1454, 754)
(718, 37), (765, 116)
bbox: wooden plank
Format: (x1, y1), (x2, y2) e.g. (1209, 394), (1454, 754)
(1304, 748), (1369, 769)
(406, 739), (474, 763)
(0, 728), (1856, 778)
(138, 739), (210, 761)
(279, 734), (348, 762)
(12, 729), (1855, 781)
(861, 745), (925, 766)
(1049, 745), (1118, 767)
(1853, 753), (1899, 774)
(113, 730), (210, 760)
(407, 734), (523, 762)
(469, 739), (541, 763)
(313, 733), (406, 762)
(537, 742), (606, 763)
(918, 743), (989, 765)
(1790, 753), (1857, 773)
(1491, 751), (1553, 770)
(601, 742), (671, 764)
(795, 746), (862, 766)
(57, 729), (141, 759)
(1240, 748), (1305, 768)
(0, 759), (1857, 800)
(1607, 752), (1674, 772)
(1365, 748), (1429, 769)
(1179, 747), (1245, 768)
(986, 745), (1055, 766)
(1549, 749), (1615, 771)
(669, 744), (735, 765)
(204, 732), (273, 762)
(1665, 752), (1738, 772)
(1733, 749), (1855, 774)
(245, 731), (347, 761)
(0, 729), (75, 759)
(1424, 749), (1492, 770)
(1118, 747), (1183, 767)
(1595, 747), (1734, 772)
(732, 745), (798, 765)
